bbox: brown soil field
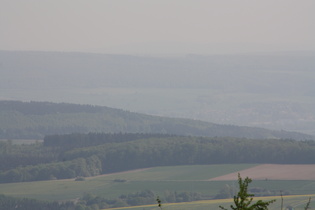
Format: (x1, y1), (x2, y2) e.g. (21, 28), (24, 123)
(210, 164), (315, 181)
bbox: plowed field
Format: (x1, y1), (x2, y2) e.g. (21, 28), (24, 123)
(210, 164), (315, 180)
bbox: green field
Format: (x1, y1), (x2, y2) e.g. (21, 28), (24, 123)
(1, 164), (315, 208)
(0, 164), (256, 200)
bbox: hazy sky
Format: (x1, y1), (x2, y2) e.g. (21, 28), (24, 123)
(1, 0), (315, 54)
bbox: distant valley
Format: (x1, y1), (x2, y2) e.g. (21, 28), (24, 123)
(1, 50), (314, 135)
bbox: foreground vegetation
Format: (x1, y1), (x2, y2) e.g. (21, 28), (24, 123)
(219, 174), (275, 209)
(102, 195), (315, 210)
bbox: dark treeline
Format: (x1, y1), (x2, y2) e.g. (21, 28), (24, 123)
(1, 133), (315, 183)
(44, 133), (176, 149)
(0, 194), (77, 210)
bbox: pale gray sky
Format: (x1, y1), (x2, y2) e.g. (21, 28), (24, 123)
(1, 0), (315, 54)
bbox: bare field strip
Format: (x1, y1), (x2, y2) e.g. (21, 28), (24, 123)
(210, 164), (315, 181)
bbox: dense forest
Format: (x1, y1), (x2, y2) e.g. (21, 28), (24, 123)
(0, 100), (313, 140)
(1, 133), (315, 184)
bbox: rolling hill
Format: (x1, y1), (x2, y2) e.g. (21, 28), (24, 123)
(0, 100), (313, 140)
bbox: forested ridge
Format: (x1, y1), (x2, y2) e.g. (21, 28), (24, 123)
(1, 133), (315, 184)
(0, 100), (313, 140)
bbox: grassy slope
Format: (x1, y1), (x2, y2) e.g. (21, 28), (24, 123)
(1, 164), (315, 204)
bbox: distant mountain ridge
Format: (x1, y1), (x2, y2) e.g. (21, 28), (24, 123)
(0, 100), (313, 140)
(1, 50), (314, 90)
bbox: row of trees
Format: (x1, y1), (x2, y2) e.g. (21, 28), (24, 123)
(0, 194), (77, 210)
